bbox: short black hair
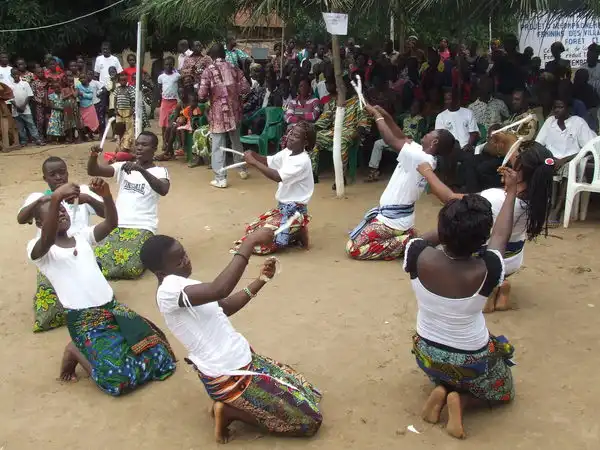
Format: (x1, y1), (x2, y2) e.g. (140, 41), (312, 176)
(138, 131), (159, 148)
(42, 156), (66, 174)
(438, 195), (493, 257)
(140, 235), (177, 272)
(164, 55), (175, 65)
(433, 129), (456, 156)
(209, 43), (226, 60)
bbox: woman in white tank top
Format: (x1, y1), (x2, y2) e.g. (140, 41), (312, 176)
(416, 141), (555, 312)
(404, 168), (518, 439)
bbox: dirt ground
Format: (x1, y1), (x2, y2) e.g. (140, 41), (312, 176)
(1, 138), (599, 450)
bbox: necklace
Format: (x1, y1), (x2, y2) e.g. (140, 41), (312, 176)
(441, 247), (469, 261)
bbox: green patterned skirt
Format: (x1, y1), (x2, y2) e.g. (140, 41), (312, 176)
(33, 271), (66, 332)
(94, 228), (153, 280)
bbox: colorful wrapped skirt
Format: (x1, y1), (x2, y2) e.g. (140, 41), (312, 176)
(94, 227), (153, 280)
(412, 334), (515, 402)
(346, 218), (414, 260)
(192, 352), (323, 436)
(234, 203), (310, 255)
(33, 271), (66, 332)
(66, 299), (176, 396)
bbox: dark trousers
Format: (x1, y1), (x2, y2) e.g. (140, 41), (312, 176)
(457, 151), (503, 193)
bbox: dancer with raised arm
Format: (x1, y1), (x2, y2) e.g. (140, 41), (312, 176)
(346, 104), (456, 260)
(87, 131), (170, 279)
(27, 179), (175, 395)
(416, 141), (554, 312)
(234, 122), (315, 255)
(140, 228), (323, 443)
(18, 156), (104, 332)
(404, 167), (519, 439)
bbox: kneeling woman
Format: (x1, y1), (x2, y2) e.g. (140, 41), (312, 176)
(404, 170), (518, 439)
(27, 180), (175, 396)
(234, 122), (315, 255)
(140, 229), (323, 443)
(88, 132), (170, 279)
(417, 141), (554, 312)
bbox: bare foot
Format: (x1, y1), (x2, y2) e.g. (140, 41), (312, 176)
(483, 289), (497, 314)
(298, 227), (310, 250)
(58, 342), (79, 382)
(422, 385), (448, 424)
(494, 280), (511, 311)
(213, 402), (232, 444)
(446, 392), (466, 439)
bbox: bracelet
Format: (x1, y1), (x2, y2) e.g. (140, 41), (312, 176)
(375, 117), (384, 122)
(421, 167), (433, 174)
(232, 251), (249, 264)
(243, 287), (255, 299)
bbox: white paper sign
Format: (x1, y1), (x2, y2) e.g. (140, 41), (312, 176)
(519, 14), (600, 67)
(322, 13), (348, 36)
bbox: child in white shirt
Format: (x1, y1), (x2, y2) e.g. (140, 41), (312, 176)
(234, 122), (315, 254)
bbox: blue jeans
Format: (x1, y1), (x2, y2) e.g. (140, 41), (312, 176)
(14, 113), (41, 144)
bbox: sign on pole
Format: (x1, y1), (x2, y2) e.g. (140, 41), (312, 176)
(519, 14), (600, 67)
(322, 13), (348, 35)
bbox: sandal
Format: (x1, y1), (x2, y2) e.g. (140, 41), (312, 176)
(154, 152), (174, 161)
(365, 169), (380, 182)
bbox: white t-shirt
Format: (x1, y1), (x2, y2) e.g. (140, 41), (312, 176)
(9, 80), (34, 116)
(480, 188), (528, 275)
(435, 107), (479, 147)
(27, 226), (114, 310)
(20, 185), (102, 238)
(267, 149), (314, 204)
(177, 49), (193, 70)
(94, 55), (123, 87)
(377, 141), (435, 231)
(89, 80), (103, 105)
(156, 275), (252, 377)
(316, 80), (329, 99)
(0, 65), (12, 84)
(535, 116), (597, 159)
(157, 72), (181, 100)
(112, 162), (169, 234)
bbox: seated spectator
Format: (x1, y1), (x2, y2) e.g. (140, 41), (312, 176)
(573, 68), (600, 131)
(243, 64), (267, 119)
(468, 75), (510, 129)
(535, 95), (597, 224)
(284, 77), (320, 128)
(435, 88), (479, 150)
(584, 43), (600, 97)
(558, 79), (595, 129)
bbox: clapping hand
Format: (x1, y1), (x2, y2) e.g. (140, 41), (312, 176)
(89, 177), (111, 198)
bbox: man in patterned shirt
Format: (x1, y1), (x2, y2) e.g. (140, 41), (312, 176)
(199, 44), (251, 189)
(468, 75), (509, 129)
(225, 37), (249, 68)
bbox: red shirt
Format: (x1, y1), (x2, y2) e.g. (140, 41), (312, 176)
(123, 67), (137, 86)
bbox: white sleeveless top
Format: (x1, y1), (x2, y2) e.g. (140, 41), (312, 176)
(403, 238), (505, 351)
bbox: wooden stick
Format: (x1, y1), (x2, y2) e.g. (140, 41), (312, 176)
(219, 146), (245, 157)
(100, 117), (116, 149)
(218, 162), (247, 173)
(491, 114), (535, 135)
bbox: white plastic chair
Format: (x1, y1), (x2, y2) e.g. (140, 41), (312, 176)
(563, 136), (600, 228)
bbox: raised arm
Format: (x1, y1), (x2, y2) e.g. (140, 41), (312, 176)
(88, 145), (115, 177)
(487, 167), (517, 255)
(218, 259), (276, 316)
(366, 104), (409, 152)
(180, 229), (275, 307)
(417, 162), (464, 203)
(244, 151), (281, 182)
(122, 162), (170, 196)
(88, 178), (118, 242)
(30, 184), (79, 260)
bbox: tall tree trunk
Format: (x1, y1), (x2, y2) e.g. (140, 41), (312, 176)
(331, 34), (346, 198)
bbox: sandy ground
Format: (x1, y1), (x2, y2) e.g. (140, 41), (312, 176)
(1, 138), (599, 450)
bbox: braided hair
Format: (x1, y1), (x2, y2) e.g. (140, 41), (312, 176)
(514, 141), (555, 240)
(438, 195), (493, 257)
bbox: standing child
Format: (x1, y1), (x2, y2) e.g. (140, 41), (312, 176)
(31, 65), (48, 138)
(9, 68), (45, 146)
(27, 180), (175, 395)
(47, 79), (65, 142)
(77, 71), (100, 140)
(18, 156), (105, 332)
(174, 92), (202, 156)
(234, 122), (315, 254)
(105, 66), (118, 138)
(157, 56), (181, 148)
(114, 72), (136, 152)
(61, 72), (81, 143)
